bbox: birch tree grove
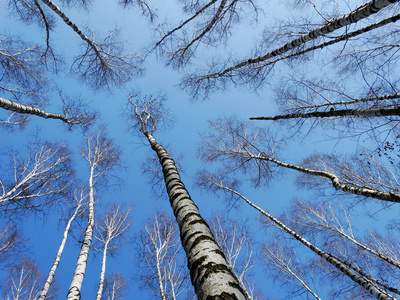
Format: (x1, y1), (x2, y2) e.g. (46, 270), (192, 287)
(3, 0), (400, 298)
(127, 96), (247, 299)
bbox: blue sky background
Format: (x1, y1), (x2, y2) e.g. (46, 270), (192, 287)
(1, 0), (399, 299)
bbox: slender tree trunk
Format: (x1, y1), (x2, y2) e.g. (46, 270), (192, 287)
(39, 0), (102, 58)
(214, 182), (395, 300)
(250, 107), (400, 121)
(67, 168), (95, 300)
(294, 92), (400, 111)
(155, 250), (167, 300)
(205, 0), (399, 78)
(96, 241), (109, 300)
(248, 14), (400, 72)
(153, 0), (218, 50)
(142, 130), (246, 300)
(38, 200), (83, 299)
(328, 227), (400, 269)
(252, 154), (400, 203)
(0, 97), (72, 124)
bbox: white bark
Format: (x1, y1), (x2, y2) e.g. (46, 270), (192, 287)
(67, 167), (95, 300)
(96, 241), (109, 300)
(250, 107), (400, 121)
(214, 0), (400, 77)
(210, 180), (396, 300)
(38, 195), (84, 299)
(252, 153), (400, 203)
(144, 131), (246, 300)
(0, 97), (72, 124)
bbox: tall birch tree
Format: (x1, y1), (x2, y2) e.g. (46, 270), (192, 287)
(67, 131), (121, 300)
(94, 203), (131, 300)
(198, 118), (400, 203)
(197, 171), (399, 299)
(38, 189), (86, 300)
(126, 95), (247, 299)
(181, 0), (400, 95)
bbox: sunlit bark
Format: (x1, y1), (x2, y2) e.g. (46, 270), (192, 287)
(67, 131), (121, 300)
(202, 173), (397, 299)
(38, 191), (85, 300)
(128, 97), (246, 299)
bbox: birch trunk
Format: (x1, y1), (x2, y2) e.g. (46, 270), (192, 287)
(250, 107), (400, 121)
(204, 0), (399, 78)
(155, 249), (167, 300)
(0, 97), (71, 124)
(39, 0), (101, 57)
(252, 154), (400, 203)
(213, 181), (395, 300)
(96, 241), (109, 300)
(67, 167), (95, 300)
(38, 199), (83, 299)
(246, 13), (400, 72)
(143, 130), (246, 300)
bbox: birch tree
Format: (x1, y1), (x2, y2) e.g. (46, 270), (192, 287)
(7, 0), (143, 89)
(282, 199), (400, 293)
(260, 237), (321, 299)
(0, 96), (97, 129)
(67, 130), (121, 300)
(208, 212), (257, 300)
(102, 272), (129, 300)
(251, 77), (400, 142)
(135, 211), (189, 300)
(0, 141), (74, 214)
(296, 152), (400, 201)
(38, 189), (86, 300)
(153, 0), (259, 68)
(126, 95), (247, 299)
(181, 0), (400, 95)
(198, 118), (400, 203)
(94, 203), (132, 300)
(197, 171), (399, 299)
(0, 225), (25, 270)
(1, 258), (45, 300)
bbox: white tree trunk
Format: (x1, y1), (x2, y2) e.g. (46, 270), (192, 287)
(0, 97), (70, 123)
(252, 154), (400, 203)
(144, 131), (246, 300)
(96, 241), (109, 300)
(250, 107), (400, 120)
(67, 168), (95, 300)
(217, 183), (395, 300)
(38, 200), (82, 299)
(212, 0), (399, 77)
